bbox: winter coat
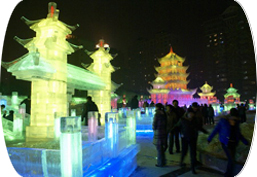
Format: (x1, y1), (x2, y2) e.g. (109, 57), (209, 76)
(152, 110), (167, 146)
(166, 111), (177, 133)
(207, 117), (248, 145)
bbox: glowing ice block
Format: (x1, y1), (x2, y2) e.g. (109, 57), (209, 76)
(60, 116), (82, 177)
(126, 110), (136, 144)
(88, 111), (98, 142)
(105, 117), (119, 157)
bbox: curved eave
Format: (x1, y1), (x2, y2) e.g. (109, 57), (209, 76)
(148, 88), (170, 94)
(198, 92), (216, 97)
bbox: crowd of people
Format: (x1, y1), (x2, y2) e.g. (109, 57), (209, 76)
(152, 100), (249, 176)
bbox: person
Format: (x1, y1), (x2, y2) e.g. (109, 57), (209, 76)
(149, 101), (155, 107)
(166, 104), (178, 155)
(202, 104), (209, 125)
(170, 99), (185, 153)
(3, 110), (14, 121)
(1, 104), (7, 118)
(208, 104), (215, 125)
(238, 103), (247, 123)
(178, 103), (208, 174)
(130, 95), (139, 109)
(81, 96), (100, 126)
(207, 108), (249, 177)
(20, 96), (31, 115)
(152, 103), (167, 167)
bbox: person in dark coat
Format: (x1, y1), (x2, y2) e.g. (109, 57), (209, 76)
(3, 110), (14, 121)
(170, 99), (185, 154)
(208, 104), (215, 125)
(238, 103), (247, 123)
(81, 96), (100, 126)
(178, 103), (208, 174)
(130, 95), (139, 109)
(20, 96), (31, 114)
(152, 103), (167, 167)
(207, 108), (249, 177)
(166, 104), (178, 155)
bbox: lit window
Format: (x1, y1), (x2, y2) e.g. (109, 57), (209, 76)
(214, 39), (217, 42)
(207, 44), (210, 47)
(209, 40), (212, 42)
(244, 76), (248, 79)
(214, 34), (217, 37)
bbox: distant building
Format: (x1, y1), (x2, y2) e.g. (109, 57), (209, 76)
(202, 5), (256, 102)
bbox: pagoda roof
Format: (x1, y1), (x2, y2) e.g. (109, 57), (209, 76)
(169, 88), (197, 95)
(158, 47), (185, 63)
(111, 81), (123, 92)
(198, 92), (216, 97)
(158, 72), (189, 77)
(155, 65), (188, 72)
(151, 76), (166, 84)
(199, 81), (214, 92)
(148, 88), (170, 94)
(166, 80), (189, 84)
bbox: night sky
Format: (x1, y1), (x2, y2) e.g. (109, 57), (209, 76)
(0, 0), (251, 95)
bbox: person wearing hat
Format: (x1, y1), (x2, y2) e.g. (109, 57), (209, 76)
(207, 108), (249, 177)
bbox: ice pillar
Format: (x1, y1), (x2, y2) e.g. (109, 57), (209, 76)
(105, 113), (119, 157)
(126, 110), (136, 145)
(60, 116), (82, 177)
(88, 111), (98, 141)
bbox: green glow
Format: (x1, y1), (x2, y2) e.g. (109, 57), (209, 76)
(86, 40), (115, 125)
(67, 64), (105, 90)
(26, 4), (74, 141)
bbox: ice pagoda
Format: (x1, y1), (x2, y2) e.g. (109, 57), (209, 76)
(82, 39), (120, 124)
(1, 2), (105, 141)
(148, 47), (200, 106)
(224, 83), (241, 111)
(198, 81), (218, 103)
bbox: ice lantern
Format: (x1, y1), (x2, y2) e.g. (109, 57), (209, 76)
(23, 2), (75, 141)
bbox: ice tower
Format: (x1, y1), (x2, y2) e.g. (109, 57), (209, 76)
(148, 47), (197, 106)
(2, 2), (105, 141)
(83, 39), (119, 125)
(198, 82), (217, 102)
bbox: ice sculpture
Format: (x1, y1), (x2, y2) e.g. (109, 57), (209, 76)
(88, 111), (98, 141)
(60, 116), (82, 177)
(1, 2), (106, 141)
(224, 83), (241, 111)
(83, 39), (120, 125)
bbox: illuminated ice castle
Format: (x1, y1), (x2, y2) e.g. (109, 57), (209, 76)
(148, 47), (207, 106)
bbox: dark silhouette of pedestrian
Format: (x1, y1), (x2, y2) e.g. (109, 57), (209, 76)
(81, 96), (100, 126)
(207, 108), (249, 177)
(152, 103), (167, 167)
(3, 110), (14, 121)
(179, 103), (208, 174)
(150, 101), (155, 107)
(1, 104), (7, 118)
(20, 96), (31, 114)
(130, 95), (139, 109)
(238, 103), (247, 123)
(208, 104), (215, 125)
(166, 104), (178, 155)
(170, 99), (185, 154)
